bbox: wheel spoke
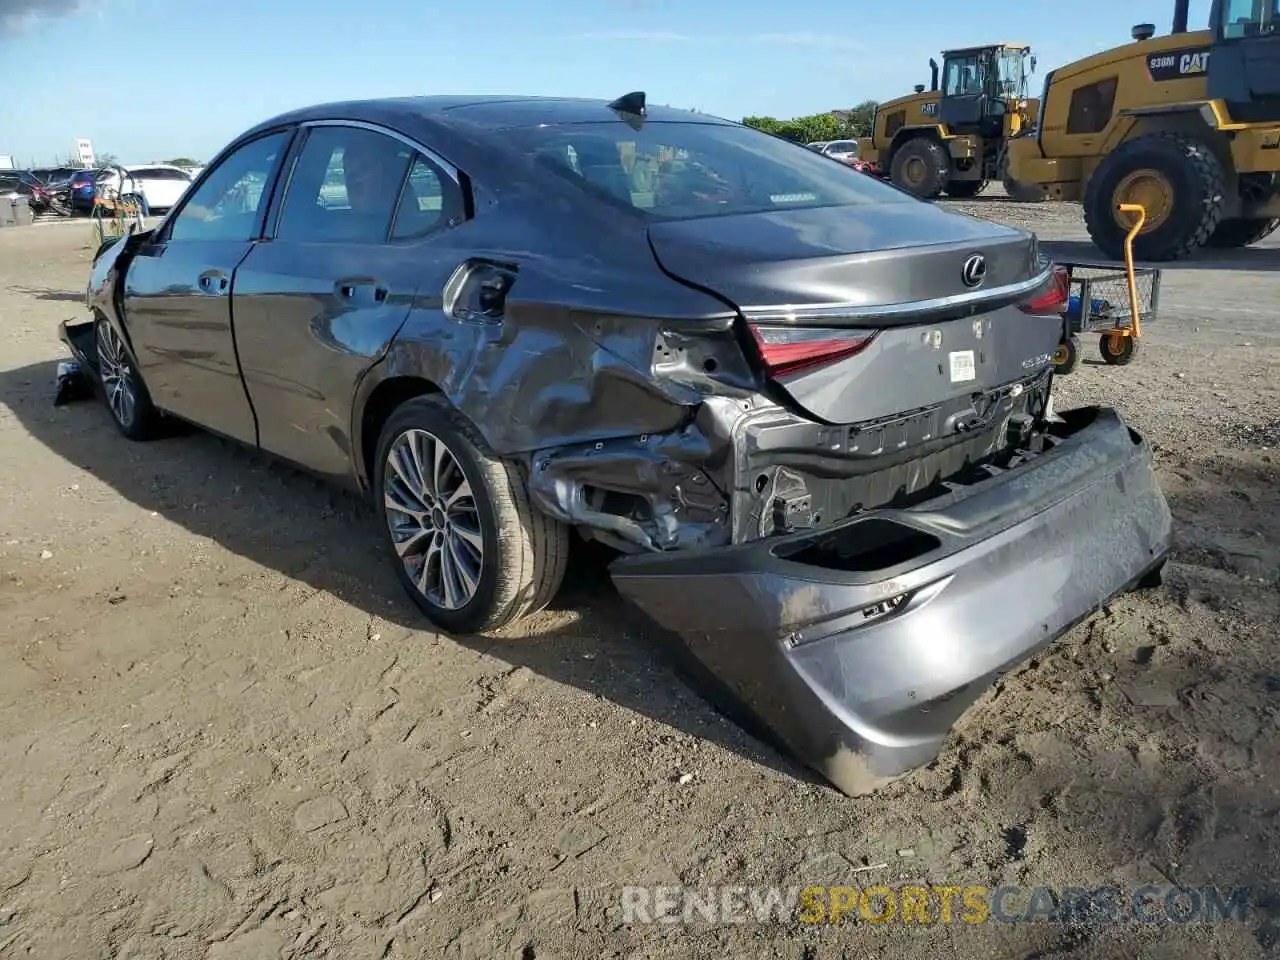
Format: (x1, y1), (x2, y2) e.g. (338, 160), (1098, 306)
(443, 477), (471, 510)
(392, 525), (433, 558)
(411, 433), (435, 500)
(388, 447), (423, 507)
(439, 542), (462, 609)
(432, 437), (452, 503)
(417, 539), (442, 595)
(446, 531), (479, 598)
(451, 519), (483, 555)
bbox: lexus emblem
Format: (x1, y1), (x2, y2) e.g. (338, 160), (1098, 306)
(961, 253), (987, 288)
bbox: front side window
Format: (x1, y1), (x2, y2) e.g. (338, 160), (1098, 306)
(168, 131), (289, 242)
(943, 54), (985, 96)
(276, 125), (412, 244)
(995, 51), (1028, 99)
(512, 120), (910, 222)
(1221, 0), (1278, 37)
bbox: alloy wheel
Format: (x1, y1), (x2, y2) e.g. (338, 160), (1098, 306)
(383, 428), (484, 611)
(96, 322), (137, 428)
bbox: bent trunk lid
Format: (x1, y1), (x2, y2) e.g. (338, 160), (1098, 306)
(647, 203), (1058, 425)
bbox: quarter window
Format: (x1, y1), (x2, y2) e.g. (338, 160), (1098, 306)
(168, 131), (289, 242)
(276, 126), (412, 244)
(391, 154), (463, 239)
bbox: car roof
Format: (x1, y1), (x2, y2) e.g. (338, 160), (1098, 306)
(244, 95), (735, 138)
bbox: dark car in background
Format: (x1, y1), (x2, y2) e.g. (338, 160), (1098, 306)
(58, 94), (1172, 797)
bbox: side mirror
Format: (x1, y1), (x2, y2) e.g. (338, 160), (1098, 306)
(1030, 55), (1038, 72)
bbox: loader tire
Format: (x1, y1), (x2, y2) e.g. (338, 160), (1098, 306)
(890, 137), (950, 199)
(1083, 133), (1225, 262)
(1206, 217), (1280, 248)
(945, 179), (987, 199)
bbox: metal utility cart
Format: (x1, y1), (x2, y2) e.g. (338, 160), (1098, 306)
(1052, 203), (1162, 375)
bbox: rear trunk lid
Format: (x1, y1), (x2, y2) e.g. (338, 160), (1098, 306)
(646, 202), (1061, 425)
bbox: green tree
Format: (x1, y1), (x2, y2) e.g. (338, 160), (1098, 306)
(842, 100), (878, 139)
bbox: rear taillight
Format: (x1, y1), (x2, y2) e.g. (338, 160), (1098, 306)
(1018, 264), (1069, 314)
(747, 323), (876, 377)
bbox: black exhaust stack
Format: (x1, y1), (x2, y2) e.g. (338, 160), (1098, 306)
(1172, 0), (1189, 34)
(929, 58), (939, 91)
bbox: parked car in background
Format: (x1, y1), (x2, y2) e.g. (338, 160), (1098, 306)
(807, 139), (861, 163)
(0, 170), (68, 215)
(91, 164), (194, 214)
(66, 169), (101, 212)
(61, 93), (1171, 798)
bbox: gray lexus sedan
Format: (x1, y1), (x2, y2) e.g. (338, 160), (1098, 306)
(60, 92), (1172, 796)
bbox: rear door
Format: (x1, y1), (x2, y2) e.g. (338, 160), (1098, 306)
(230, 123), (468, 480)
(121, 129), (294, 444)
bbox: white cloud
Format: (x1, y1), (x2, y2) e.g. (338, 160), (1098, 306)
(570, 29), (691, 42)
(0, 0), (89, 34)
(754, 32), (864, 51)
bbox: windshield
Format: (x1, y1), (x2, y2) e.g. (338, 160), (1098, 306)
(511, 121), (909, 221)
(1220, 0), (1278, 36)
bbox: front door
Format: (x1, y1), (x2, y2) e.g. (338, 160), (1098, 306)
(122, 130), (293, 445)
(232, 123), (469, 481)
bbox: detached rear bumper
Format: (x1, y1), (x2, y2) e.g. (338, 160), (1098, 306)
(610, 406), (1172, 796)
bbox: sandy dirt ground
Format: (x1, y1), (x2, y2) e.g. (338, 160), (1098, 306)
(0, 200), (1277, 960)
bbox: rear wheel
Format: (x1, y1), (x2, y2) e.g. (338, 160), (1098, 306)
(890, 138), (950, 199)
(374, 395), (569, 634)
(945, 179), (987, 199)
(1206, 217), (1280, 248)
(1099, 331), (1140, 365)
(1083, 133), (1225, 262)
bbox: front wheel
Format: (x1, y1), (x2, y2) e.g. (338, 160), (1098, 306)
(95, 318), (161, 440)
(374, 395), (569, 634)
(890, 138), (950, 199)
(1082, 133), (1225, 262)
(1099, 332), (1140, 365)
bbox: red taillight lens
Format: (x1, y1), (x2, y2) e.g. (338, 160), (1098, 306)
(1018, 264), (1069, 314)
(747, 323), (876, 377)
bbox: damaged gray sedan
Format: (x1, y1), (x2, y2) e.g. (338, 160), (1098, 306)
(61, 92), (1172, 796)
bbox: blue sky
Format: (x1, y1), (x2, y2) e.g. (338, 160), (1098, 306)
(2, 0), (1213, 165)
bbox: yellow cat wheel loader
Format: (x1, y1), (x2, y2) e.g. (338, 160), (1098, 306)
(857, 43), (1041, 199)
(1005, 0), (1280, 261)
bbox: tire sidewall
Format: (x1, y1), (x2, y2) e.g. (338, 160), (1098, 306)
(373, 397), (504, 634)
(1086, 137), (1223, 260)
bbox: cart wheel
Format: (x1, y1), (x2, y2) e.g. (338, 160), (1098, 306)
(1053, 336), (1081, 375)
(1099, 332), (1140, 366)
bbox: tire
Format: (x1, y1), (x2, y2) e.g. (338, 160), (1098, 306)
(1206, 217), (1280, 248)
(945, 179), (987, 199)
(1099, 331), (1141, 366)
(1083, 133), (1225, 262)
(374, 395), (569, 634)
(890, 138), (950, 199)
(1052, 336), (1081, 375)
(94, 316), (161, 440)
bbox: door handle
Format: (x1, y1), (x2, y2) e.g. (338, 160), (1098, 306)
(198, 271), (229, 294)
(336, 280), (390, 303)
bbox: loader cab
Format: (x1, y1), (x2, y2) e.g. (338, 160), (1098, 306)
(938, 44), (1032, 135)
(1208, 0), (1280, 120)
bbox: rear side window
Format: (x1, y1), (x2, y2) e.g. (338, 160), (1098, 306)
(391, 154), (464, 240)
(276, 125), (412, 244)
(513, 121), (909, 221)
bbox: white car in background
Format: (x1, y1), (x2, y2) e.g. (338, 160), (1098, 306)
(97, 164), (195, 213)
(806, 140), (860, 163)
